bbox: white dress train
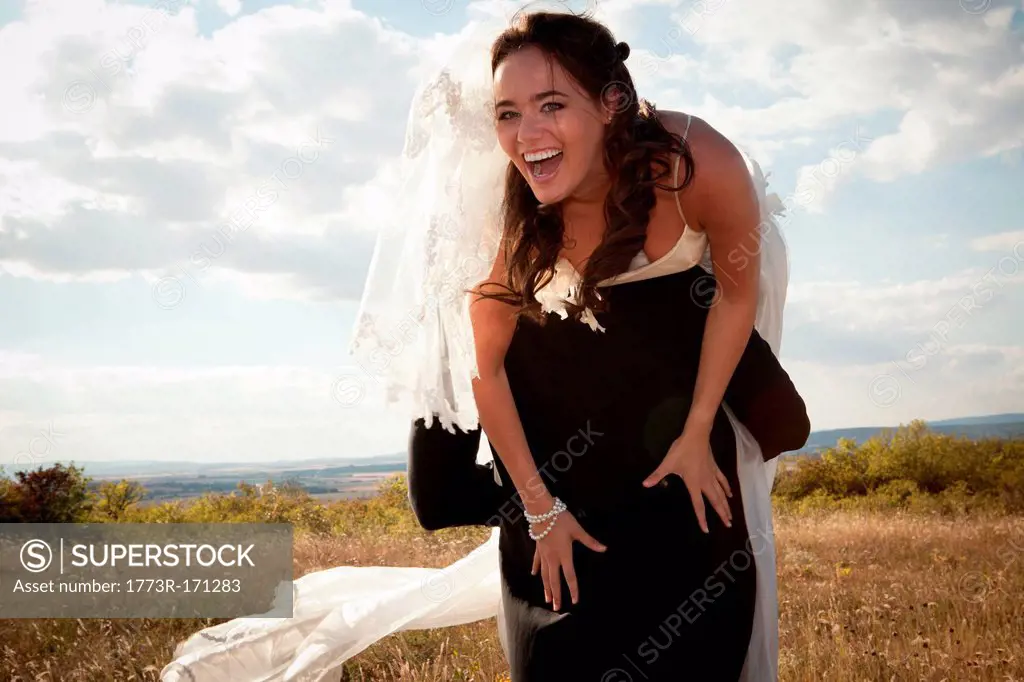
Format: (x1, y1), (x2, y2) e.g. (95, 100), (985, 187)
(160, 154), (789, 682)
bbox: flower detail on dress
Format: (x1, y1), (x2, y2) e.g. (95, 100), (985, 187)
(535, 260), (607, 333)
(579, 307), (607, 333)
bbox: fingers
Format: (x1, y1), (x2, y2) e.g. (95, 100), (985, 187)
(715, 466), (733, 498)
(710, 463), (733, 526)
(562, 555), (579, 606)
(708, 480), (732, 529)
(532, 517), (610, 612)
(690, 470), (731, 531)
(532, 540), (548, 602)
(642, 463), (667, 488)
(549, 557), (562, 611)
(541, 556), (554, 606)
(576, 528), (607, 553)
(687, 484), (708, 534)
(540, 554), (568, 611)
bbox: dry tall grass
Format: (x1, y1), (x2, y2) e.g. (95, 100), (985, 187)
(2, 509), (1021, 681)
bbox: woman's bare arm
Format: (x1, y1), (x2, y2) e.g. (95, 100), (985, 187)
(469, 250), (555, 517)
(686, 131), (762, 437)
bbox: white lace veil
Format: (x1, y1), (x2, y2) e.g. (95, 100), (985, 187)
(347, 20), (511, 435)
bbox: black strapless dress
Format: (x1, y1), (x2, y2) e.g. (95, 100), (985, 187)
(491, 265), (759, 682)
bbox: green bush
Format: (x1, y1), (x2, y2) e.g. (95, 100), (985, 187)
(773, 420), (1024, 514)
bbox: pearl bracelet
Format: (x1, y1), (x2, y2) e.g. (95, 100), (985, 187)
(526, 497), (566, 541)
(525, 497), (566, 524)
(529, 516), (558, 541)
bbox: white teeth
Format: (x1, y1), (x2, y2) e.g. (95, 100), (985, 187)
(524, 149), (562, 162)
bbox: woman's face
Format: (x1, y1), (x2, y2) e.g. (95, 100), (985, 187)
(493, 46), (609, 205)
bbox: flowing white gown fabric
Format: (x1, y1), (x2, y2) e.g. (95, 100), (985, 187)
(161, 17), (791, 682)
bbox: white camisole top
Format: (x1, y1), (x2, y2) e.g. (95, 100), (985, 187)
(536, 114), (711, 328)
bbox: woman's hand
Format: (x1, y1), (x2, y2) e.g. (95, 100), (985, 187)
(529, 509), (606, 611)
(642, 426), (733, 534)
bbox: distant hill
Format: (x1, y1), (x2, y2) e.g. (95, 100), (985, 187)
(6, 413), (1021, 500)
(926, 413), (1024, 426)
(792, 413), (1024, 456)
(10, 452), (407, 479)
(3, 453), (409, 505)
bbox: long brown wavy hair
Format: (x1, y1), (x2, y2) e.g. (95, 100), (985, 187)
(478, 9), (695, 324)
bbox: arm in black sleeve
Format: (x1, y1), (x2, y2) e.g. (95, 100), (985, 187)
(406, 418), (506, 531)
(723, 329), (811, 460)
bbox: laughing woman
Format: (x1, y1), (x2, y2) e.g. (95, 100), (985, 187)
(461, 11), (792, 681)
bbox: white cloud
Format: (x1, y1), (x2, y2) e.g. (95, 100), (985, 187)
(780, 260), (1024, 373)
(0, 0), (421, 298)
(970, 229), (1024, 252)
(788, 344), (1024, 429)
(629, 0), (1024, 205)
(0, 360), (413, 464)
(788, 266), (1024, 336)
(217, 0), (242, 17)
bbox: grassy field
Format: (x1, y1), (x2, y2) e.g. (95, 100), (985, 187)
(2, 424), (1023, 681)
(1, 510), (1022, 681)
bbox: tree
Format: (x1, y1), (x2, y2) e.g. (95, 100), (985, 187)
(0, 466), (21, 522)
(95, 479), (148, 521)
(12, 463), (94, 523)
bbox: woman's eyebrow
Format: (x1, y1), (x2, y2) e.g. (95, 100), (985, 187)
(494, 89), (569, 109)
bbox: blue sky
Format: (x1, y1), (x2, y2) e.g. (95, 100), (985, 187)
(0, 0), (1022, 465)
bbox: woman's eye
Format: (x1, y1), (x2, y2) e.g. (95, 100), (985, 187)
(497, 111), (519, 121)
(541, 101), (563, 113)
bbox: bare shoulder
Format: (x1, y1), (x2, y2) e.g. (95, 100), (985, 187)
(661, 111), (747, 179)
(659, 110), (755, 227)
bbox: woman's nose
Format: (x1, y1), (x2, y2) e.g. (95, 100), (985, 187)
(517, 114), (544, 144)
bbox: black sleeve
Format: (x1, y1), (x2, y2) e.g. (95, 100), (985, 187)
(723, 329), (811, 460)
(406, 418), (505, 530)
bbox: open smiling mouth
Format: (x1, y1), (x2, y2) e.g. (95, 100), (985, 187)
(524, 149), (563, 181)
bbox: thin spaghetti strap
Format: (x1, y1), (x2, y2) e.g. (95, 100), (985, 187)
(673, 159), (687, 225)
(673, 113), (694, 188)
(672, 113), (693, 226)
